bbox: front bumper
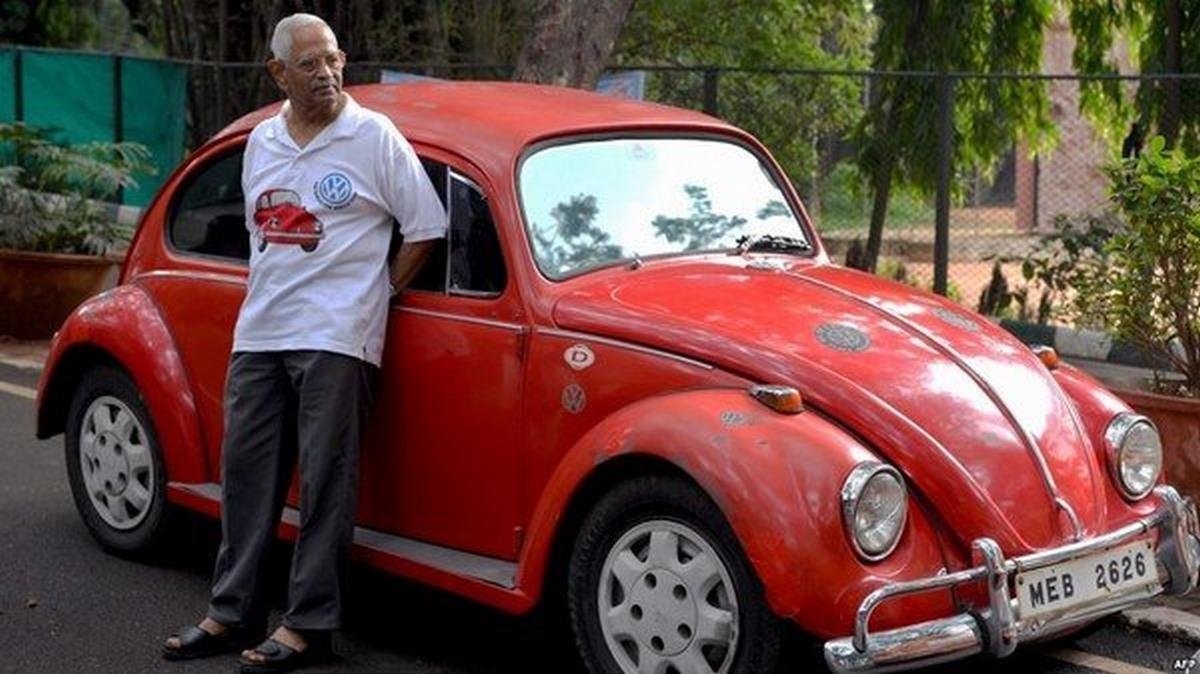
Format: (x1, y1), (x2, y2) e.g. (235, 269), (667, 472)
(825, 486), (1200, 673)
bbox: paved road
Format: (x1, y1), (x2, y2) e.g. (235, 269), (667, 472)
(0, 359), (1196, 673)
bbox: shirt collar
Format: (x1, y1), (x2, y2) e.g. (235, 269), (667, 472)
(264, 93), (362, 151)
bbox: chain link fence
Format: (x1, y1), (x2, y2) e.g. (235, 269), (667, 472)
(11, 49), (1186, 321)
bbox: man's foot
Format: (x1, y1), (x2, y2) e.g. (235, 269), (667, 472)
(162, 618), (263, 661)
(239, 626), (332, 673)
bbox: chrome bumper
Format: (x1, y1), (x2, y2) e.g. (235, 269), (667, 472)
(824, 486), (1200, 674)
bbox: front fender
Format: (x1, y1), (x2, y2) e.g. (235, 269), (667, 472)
(517, 388), (954, 639)
(37, 284), (209, 484)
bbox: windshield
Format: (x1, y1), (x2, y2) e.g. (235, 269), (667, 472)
(519, 137), (809, 279)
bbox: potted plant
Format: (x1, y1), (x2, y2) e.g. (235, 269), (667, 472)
(0, 122), (151, 339)
(1073, 136), (1200, 502)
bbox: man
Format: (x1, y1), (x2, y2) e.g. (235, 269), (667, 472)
(163, 13), (446, 672)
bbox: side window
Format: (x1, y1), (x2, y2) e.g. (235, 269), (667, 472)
(402, 158), (449, 292)
(169, 150), (248, 261)
(449, 173), (506, 295)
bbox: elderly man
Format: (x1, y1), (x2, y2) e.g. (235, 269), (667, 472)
(162, 13), (446, 672)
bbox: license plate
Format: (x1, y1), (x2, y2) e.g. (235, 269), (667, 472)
(1015, 539), (1157, 620)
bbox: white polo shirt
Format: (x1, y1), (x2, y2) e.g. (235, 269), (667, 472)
(233, 94), (447, 366)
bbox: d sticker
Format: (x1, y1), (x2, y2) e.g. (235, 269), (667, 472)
(562, 384), (587, 414)
(564, 344), (595, 371)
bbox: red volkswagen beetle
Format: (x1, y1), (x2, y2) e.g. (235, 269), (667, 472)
(253, 188), (324, 252)
(36, 82), (1200, 674)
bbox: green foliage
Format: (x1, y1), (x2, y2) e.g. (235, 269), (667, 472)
(0, 123), (151, 255)
(858, 0), (1056, 197)
(615, 0), (872, 189)
(1078, 137), (1200, 395)
(1070, 1), (1200, 152)
(819, 160), (934, 231)
(985, 212), (1121, 324)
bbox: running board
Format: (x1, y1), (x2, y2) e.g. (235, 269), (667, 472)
(167, 481), (518, 589)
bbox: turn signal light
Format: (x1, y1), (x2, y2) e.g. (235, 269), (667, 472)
(748, 385), (804, 414)
(1032, 345), (1060, 369)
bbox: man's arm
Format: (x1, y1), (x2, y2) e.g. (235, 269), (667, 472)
(388, 239), (438, 295)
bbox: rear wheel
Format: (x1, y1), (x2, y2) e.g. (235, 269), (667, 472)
(65, 365), (171, 554)
(568, 475), (784, 674)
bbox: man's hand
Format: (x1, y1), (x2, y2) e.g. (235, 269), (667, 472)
(388, 239), (438, 296)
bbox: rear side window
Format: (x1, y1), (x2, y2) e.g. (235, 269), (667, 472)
(449, 173), (506, 295)
(169, 151), (248, 261)
(402, 160), (506, 297)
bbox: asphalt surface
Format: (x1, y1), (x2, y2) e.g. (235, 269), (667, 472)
(1, 359), (1198, 674)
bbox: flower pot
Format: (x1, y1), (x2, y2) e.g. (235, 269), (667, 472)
(0, 249), (122, 339)
(1115, 388), (1200, 504)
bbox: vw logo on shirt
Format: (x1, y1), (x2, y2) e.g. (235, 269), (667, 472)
(314, 171), (356, 209)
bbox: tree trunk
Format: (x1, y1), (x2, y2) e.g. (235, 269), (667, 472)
(863, 146), (895, 273)
(512, 0), (634, 89)
(1162, 0), (1182, 147)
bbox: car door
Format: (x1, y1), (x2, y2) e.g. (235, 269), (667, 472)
(355, 155), (526, 561)
(135, 144), (250, 478)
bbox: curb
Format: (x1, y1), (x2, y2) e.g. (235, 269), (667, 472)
(1120, 606), (1200, 645)
(999, 319), (1175, 371)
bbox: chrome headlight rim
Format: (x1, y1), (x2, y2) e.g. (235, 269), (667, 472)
(841, 461), (908, 562)
(1104, 412), (1163, 501)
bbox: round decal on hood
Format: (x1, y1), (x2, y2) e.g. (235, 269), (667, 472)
(815, 323), (870, 352)
(933, 307), (980, 332)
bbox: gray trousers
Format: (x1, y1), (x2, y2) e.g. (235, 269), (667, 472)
(207, 350), (376, 631)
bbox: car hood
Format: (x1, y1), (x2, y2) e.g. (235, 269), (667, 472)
(552, 258), (1111, 552)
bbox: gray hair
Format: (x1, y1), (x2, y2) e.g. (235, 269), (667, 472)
(270, 13), (335, 61)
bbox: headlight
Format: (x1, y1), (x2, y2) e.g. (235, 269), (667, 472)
(1104, 413), (1163, 500)
(841, 462), (908, 561)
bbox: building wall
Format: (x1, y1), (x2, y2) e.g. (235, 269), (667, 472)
(1015, 16), (1127, 232)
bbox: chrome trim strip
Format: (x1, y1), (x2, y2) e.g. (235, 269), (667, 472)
(826, 486), (1200, 673)
(167, 481), (518, 588)
(535, 327), (714, 370)
(396, 306), (525, 333)
(136, 269), (247, 286)
(790, 272), (1084, 541)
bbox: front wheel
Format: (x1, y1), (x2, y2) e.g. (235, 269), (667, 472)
(568, 475), (784, 674)
(65, 365), (171, 554)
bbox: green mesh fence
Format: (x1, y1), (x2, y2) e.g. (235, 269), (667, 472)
(0, 46), (187, 206)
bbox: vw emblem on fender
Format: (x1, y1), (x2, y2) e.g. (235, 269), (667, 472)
(564, 344), (595, 371)
(314, 171), (356, 209)
(814, 323), (870, 352)
(562, 383), (587, 414)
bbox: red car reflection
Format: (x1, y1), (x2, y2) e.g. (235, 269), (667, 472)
(253, 188), (323, 252)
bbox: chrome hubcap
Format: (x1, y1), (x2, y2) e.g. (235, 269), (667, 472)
(79, 396), (154, 530)
(599, 520), (739, 674)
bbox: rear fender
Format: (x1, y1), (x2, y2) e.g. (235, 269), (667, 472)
(37, 285), (209, 484)
(517, 388), (953, 639)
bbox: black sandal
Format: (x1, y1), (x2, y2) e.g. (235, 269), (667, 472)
(161, 623), (263, 661)
(238, 633), (332, 673)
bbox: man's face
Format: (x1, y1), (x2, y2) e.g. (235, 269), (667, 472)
(268, 24), (344, 111)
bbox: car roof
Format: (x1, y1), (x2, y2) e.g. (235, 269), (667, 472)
(213, 81), (738, 168)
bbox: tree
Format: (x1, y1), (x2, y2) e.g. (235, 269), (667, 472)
(1070, 0), (1200, 153)
(614, 0), (872, 205)
(512, 0), (634, 88)
(853, 1), (1055, 272)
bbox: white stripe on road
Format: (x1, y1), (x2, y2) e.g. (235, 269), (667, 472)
(1045, 648), (1162, 674)
(0, 355), (43, 371)
(0, 380), (36, 400)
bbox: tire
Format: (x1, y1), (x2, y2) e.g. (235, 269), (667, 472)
(64, 365), (172, 554)
(568, 475), (784, 674)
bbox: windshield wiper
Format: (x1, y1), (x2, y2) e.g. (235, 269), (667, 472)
(733, 234), (812, 255)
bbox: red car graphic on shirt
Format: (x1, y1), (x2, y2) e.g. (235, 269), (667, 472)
(253, 188), (324, 252)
